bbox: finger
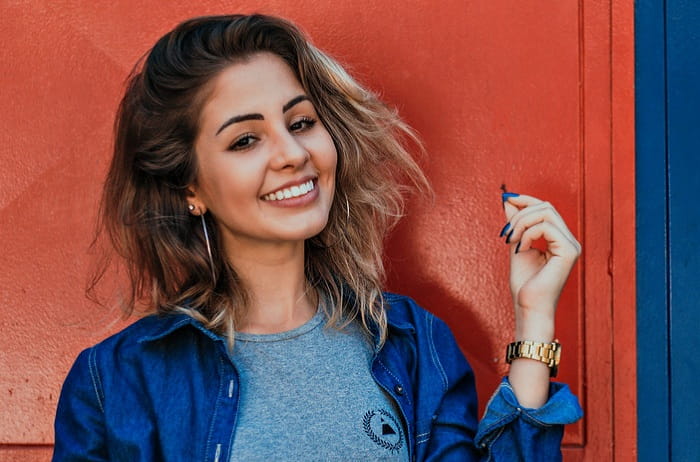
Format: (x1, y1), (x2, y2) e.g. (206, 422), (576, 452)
(505, 202), (579, 251)
(502, 192), (543, 222)
(513, 221), (581, 261)
(500, 195), (580, 249)
(503, 193), (545, 209)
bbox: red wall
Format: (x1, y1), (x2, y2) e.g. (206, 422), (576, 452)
(0, 1), (635, 460)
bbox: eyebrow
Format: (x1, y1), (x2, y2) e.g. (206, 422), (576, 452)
(215, 95), (310, 136)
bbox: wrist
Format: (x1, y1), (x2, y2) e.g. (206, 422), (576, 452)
(514, 309), (555, 342)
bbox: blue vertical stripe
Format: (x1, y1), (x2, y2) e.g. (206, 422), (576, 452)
(666, 1), (700, 460)
(636, 0), (671, 460)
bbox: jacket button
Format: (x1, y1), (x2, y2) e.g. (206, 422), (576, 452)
(394, 384), (404, 395)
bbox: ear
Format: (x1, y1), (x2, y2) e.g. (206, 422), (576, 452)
(186, 185), (207, 216)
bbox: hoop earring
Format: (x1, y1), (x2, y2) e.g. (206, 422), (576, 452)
(200, 214), (216, 281)
(345, 196), (350, 221)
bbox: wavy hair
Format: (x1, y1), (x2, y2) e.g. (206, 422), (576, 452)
(93, 14), (429, 346)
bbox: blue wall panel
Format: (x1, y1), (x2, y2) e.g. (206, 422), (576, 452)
(666, 1), (700, 460)
(637, 0), (700, 460)
(636, 0), (670, 460)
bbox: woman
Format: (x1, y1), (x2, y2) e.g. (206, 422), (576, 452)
(53, 14), (583, 461)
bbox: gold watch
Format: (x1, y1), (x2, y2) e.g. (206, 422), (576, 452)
(505, 339), (561, 377)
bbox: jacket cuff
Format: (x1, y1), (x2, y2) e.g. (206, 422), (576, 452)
(474, 377), (583, 447)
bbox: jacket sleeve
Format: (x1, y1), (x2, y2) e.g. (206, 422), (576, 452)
(53, 347), (109, 462)
(475, 377), (583, 461)
(424, 317), (583, 461)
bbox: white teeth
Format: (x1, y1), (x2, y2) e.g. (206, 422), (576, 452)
(263, 180), (315, 201)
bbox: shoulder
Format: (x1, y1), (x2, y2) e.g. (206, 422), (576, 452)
(382, 292), (461, 358)
(60, 313), (218, 405)
(383, 291), (451, 335)
(90, 314), (182, 352)
(383, 292), (431, 324)
(71, 313), (206, 375)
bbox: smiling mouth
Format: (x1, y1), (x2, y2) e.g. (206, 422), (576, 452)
(262, 179), (316, 201)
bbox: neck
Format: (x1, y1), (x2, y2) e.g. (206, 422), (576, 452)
(224, 238), (316, 334)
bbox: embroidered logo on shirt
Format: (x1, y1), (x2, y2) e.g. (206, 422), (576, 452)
(362, 409), (404, 453)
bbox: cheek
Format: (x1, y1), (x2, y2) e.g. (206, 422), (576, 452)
(197, 157), (264, 208)
(326, 150), (338, 178)
(315, 133), (338, 175)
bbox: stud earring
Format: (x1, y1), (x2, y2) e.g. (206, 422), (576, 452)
(188, 204), (195, 212)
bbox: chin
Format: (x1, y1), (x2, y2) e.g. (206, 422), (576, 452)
(267, 213), (330, 243)
(298, 219), (331, 241)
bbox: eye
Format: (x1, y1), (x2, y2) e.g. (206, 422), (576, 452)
(228, 133), (257, 151)
(289, 117), (316, 133)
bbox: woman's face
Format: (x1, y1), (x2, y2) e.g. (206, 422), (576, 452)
(190, 53), (337, 256)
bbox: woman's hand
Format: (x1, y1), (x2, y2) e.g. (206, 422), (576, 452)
(501, 192), (581, 340)
(500, 192), (581, 408)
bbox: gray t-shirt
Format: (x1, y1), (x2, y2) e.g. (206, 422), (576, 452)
(229, 308), (409, 461)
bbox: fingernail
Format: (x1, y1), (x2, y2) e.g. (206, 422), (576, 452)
(499, 222), (511, 237)
(515, 242), (521, 254)
(502, 192), (520, 202)
(506, 229), (514, 244)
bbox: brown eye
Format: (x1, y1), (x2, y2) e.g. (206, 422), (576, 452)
(229, 134), (257, 151)
(289, 117), (316, 132)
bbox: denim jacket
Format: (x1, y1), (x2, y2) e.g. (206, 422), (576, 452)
(53, 293), (582, 461)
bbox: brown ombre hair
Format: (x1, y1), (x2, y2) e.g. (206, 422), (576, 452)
(95, 14), (428, 346)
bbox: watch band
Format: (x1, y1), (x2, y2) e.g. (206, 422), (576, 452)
(505, 339), (561, 377)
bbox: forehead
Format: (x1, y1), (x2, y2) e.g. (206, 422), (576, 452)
(201, 53), (304, 119)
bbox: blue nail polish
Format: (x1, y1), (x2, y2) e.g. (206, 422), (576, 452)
(515, 242), (521, 254)
(502, 192), (520, 202)
(506, 229), (514, 244)
(499, 222), (511, 237)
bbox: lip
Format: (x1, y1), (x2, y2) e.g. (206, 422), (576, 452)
(261, 175), (317, 198)
(260, 176), (320, 208)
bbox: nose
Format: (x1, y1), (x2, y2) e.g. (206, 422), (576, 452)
(269, 129), (309, 170)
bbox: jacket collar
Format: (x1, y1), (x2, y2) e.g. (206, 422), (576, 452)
(137, 313), (225, 344)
